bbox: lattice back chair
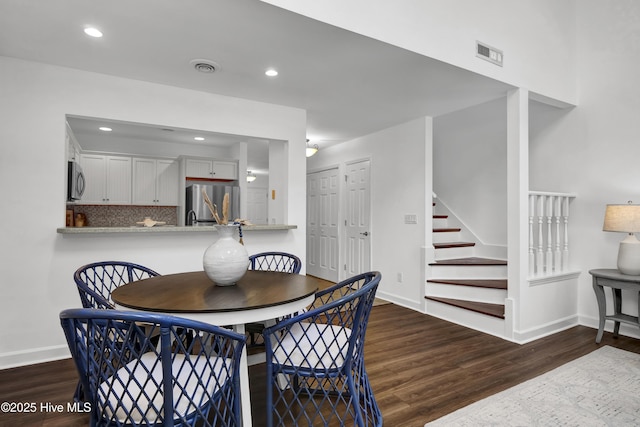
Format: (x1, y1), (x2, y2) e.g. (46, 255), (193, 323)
(75, 261), (160, 309)
(246, 252), (302, 346)
(60, 308), (246, 427)
(263, 271), (382, 427)
(248, 252), (302, 274)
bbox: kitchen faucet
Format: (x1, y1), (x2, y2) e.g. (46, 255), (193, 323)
(186, 210), (196, 226)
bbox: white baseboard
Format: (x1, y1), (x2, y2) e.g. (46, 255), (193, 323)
(512, 315), (580, 344)
(579, 314), (640, 341)
(0, 345), (70, 370)
(376, 290), (423, 312)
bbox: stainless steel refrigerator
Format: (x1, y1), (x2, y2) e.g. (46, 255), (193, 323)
(185, 183), (240, 226)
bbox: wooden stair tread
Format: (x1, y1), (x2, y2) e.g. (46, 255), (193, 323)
(433, 215), (448, 219)
(433, 227), (461, 233)
(426, 296), (505, 319)
(429, 257), (507, 266)
(433, 242), (475, 249)
(427, 279), (507, 289)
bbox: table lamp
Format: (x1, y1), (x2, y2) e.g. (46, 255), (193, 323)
(603, 203), (640, 275)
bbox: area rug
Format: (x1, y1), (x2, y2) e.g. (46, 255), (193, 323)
(425, 346), (640, 427)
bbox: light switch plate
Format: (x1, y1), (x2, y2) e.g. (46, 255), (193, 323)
(404, 214), (418, 224)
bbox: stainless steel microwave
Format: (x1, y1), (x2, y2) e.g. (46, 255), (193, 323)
(67, 160), (85, 201)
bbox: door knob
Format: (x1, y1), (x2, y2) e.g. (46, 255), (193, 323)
(360, 231), (369, 236)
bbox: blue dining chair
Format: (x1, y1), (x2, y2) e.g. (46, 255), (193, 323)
(246, 252), (302, 346)
(60, 308), (246, 427)
(248, 252), (302, 274)
(74, 261), (160, 309)
(263, 271), (382, 427)
(72, 261), (160, 402)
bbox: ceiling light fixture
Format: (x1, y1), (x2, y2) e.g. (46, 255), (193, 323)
(265, 68), (278, 77)
(194, 136), (205, 141)
(246, 171), (257, 183)
(98, 127), (112, 132)
(84, 27), (103, 38)
(306, 139), (318, 157)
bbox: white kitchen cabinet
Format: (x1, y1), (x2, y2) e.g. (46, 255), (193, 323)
(80, 154), (132, 204)
(185, 158), (238, 180)
(132, 158), (179, 205)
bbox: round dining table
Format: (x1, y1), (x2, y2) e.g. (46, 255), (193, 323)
(112, 269), (323, 427)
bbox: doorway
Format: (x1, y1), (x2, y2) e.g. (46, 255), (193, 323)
(306, 168), (339, 281)
(306, 159), (371, 281)
(344, 159), (371, 276)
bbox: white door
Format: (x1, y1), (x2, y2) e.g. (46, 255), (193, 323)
(345, 160), (371, 276)
(307, 168), (339, 281)
(246, 187), (268, 224)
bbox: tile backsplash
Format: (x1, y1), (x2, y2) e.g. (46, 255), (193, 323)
(68, 205), (178, 227)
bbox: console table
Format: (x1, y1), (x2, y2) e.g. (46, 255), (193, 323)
(590, 268), (640, 343)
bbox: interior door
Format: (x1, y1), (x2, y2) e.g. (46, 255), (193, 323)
(307, 168), (339, 281)
(246, 187), (268, 225)
(345, 160), (371, 276)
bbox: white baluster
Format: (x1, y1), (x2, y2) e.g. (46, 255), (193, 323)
(554, 196), (562, 272)
(545, 195), (553, 273)
(562, 197), (570, 270)
(529, 194), (535, 276)
(537, 195), (544, 276)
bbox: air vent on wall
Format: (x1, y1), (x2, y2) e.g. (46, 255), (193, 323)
(476, 41), (503, 67)
(190, 59), (220, 74)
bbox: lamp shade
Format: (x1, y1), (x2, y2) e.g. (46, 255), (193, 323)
(602, 204), (640, 233)
(305, 145), (318, 157)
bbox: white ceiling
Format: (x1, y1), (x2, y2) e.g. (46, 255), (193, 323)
(0, 0), (513, 154)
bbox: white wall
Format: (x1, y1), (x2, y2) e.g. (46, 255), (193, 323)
(529, 1), (640, 340)
(433, 97), (508, 247)
(0, 56), (307, 368)
(307, 117), (432, 310)
(262, 0), (577, 104)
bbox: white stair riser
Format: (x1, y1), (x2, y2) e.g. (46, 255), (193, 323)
(434, 246), (475, 260)
(432, 218), (448, 228)
(428, 265), (506, 278)
(432, 231), (461, 243)
(425, 283), (506, 304)
(426, 299), (505, 338)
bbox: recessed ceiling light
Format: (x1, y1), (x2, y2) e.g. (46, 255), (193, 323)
(194, 137), (205, 141)
(98, 127), (112, 132)
(265, 68), (278, 77)
(84, 27), (103, 38)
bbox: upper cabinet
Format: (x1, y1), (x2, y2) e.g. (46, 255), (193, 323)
(185, 158), (238, 180)
(132, 158), (179, 206)
(80, 154), (132, 204)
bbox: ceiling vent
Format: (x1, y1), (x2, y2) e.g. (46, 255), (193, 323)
(190, 59), (220, 74)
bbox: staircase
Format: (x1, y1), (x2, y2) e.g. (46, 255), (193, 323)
(425, 203), (508, 338)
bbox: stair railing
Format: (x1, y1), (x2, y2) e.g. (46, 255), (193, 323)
(528, 191), (577, 277)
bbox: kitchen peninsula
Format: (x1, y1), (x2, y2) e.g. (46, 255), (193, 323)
(57, 224), (296, 234)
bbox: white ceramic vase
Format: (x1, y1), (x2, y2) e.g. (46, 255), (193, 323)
(203, 224), (249, 286)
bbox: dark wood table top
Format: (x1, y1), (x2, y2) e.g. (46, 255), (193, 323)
(111, 270), (321, 313)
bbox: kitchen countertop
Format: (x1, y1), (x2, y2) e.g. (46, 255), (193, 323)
(57, 224), (297, 234)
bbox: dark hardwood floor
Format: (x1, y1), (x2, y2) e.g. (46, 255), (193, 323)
(2, 303), (639, 426)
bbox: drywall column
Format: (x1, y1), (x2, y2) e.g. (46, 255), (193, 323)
(506, 88), (529, 340)
(268, 140), (286, 224)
